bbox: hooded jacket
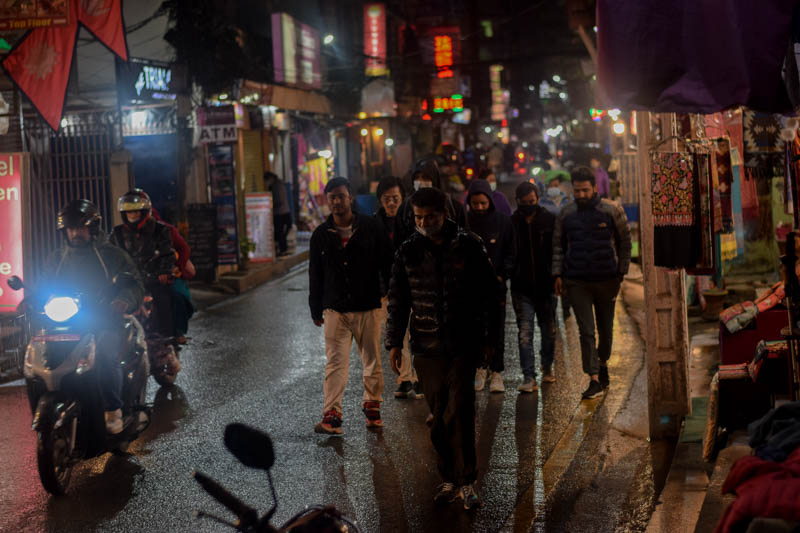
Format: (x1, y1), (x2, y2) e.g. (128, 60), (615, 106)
(510, 204), (556, 297)
(111, 216), (176, 281)
(43, 233), (144, 314)
(308, 213), (393, 321)
(552, 196), (631, 281)
(397, 158), (467, 235)
(465, 179), (515, 282)
(386, 219), (498, 359)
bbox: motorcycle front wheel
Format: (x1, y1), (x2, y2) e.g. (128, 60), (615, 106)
(36, 395), (76, 495)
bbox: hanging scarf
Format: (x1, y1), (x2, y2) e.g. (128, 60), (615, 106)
(651, 151), (695, 227)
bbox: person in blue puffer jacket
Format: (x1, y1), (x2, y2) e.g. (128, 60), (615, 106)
(552, 166), (631, 401)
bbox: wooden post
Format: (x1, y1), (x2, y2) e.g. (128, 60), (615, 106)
(636, 111), (692, 439)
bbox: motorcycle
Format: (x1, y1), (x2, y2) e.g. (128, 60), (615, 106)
(193, 423), (362, 532)
(7, 274), (151, 495)
(138, 291), (181, 387)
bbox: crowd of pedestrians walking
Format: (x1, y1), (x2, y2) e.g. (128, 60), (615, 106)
(307, 157), (632, 510)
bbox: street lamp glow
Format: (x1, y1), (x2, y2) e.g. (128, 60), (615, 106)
(559, 92), (568, 100)
(613, 122), (626, 135)
(608, 108), (622, 120)
(323, 34), (334, 45)
(375, 128), (384, 136)
(552, 75), (561, 83)
(484, 126), (492, 134)
(385, 138), (394, 147)
(360, 128), (368, 137)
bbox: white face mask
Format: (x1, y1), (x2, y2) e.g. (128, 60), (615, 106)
(414, 181), (433, 191)
(547, 187), (562, 198)
(489, 182), (497, 191)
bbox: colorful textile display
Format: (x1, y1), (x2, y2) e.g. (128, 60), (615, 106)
(651, 152), (695, 226)
(720, 301), (758, 334)
(731, 163), (746, 254)
(711, 138), (734, 231)
(743, 110), (784, 168)
(755, 282), (786, 313)
(710, 151), (724, 233)
(690, 152), (716, 273)
(720, 232), (738, 262)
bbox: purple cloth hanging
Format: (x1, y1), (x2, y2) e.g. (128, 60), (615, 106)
(597, 0), (794, 114)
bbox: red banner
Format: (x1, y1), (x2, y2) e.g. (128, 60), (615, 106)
(0, 153), (25, 313)
(1, 23), (78, 131)
(364, 4), (387, 77)
(78, 0), (127, 61)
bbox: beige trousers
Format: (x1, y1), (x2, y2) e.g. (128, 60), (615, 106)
(322, 309), (384, 415)
(380, 298), (417, 384)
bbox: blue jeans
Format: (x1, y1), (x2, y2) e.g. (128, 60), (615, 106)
(511, 292), (556, 380)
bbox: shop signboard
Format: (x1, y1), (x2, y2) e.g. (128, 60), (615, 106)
(187, 204), (218, 283)
(0, 153), (25, 313)
(116, 57), (182, 105)
(207, 143), (238, 265)
(364, 4), (387, 77)
(196, 105), (238, 145)
(0, 1), (71, 30)
(271, 12), (322, 90)
(245, 193), (275, 263)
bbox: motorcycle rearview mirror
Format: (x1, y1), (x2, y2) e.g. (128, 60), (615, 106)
(224, 423), (275, 471)
(7, 276), (23, 291)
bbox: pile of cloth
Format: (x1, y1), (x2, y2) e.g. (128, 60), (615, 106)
(715, 402), (800, 532)
(720, 282), (786, 334)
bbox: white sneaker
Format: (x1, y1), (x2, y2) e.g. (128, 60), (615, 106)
(105, 409), (123, 434)
(474, 368), (488, 391)
(489, 372), (505, 393)
(518, 378), (538, 393)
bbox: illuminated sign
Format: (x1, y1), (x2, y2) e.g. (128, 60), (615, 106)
(590, 108), (607, 122)
(0, 153), (24, 312)
(116, 58), (181, 104)
(432, 95), (464, 113)
(271, 13), (322, 90)
(364, 4), (387, 77)
(490, 64), (507, 121)
(0, 1), (71, 30)
(434, 35), (454, 78)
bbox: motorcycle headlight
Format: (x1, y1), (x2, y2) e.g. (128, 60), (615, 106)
(44, 296), (80, 323)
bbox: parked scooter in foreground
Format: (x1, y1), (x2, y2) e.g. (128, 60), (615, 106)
(193, 423), (362, 532)
(7, 274), (150, 495)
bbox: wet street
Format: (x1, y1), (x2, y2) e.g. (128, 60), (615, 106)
(0, 265), (660, 533)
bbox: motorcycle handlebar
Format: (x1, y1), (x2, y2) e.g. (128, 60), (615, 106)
(193, 471), (260, 529)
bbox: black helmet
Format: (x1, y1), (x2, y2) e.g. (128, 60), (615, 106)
(57, 199), (102, 235)
(118, 188), (152, 214)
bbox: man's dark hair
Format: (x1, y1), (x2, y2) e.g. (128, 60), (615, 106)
(263, 171), (278, 181)
(324, 177), (351, 194)
(515, 181), (539, 200)
(376, 176), (405, 200)
(410, 187), (447, 213)
(571, 166), (596, 186)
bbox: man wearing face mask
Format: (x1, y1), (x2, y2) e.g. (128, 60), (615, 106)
(397, 157), (467, 239)
(539, 170), (571, 217)
(510, 182), (557, 391)
(386, 187), (498, 510)
(465, 179), (515, 393)
(552, 167), (631, 400)
(476, 168), (512, 216)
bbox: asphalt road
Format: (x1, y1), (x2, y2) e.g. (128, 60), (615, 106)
(0, 264), (652, 533)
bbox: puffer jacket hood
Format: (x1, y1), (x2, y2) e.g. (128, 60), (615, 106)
(466, 179), (496, 212)
(411, 157), (442, 189)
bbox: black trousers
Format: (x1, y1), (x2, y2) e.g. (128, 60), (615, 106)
(414, 355), (478, 486)
(274, 213), (291, 254)
(147, 282), (174, 338)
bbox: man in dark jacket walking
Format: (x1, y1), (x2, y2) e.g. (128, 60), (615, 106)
(386, 187), (498, 510)
(510, 182), (557, 392)
(309, 177), (394, 435)
(465, 178), (515, 393)
(553, 167), (631, 400)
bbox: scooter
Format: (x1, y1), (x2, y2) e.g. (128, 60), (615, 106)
(193, 423), (362, 532)
(138, 292), (181, 387)
(7, 274), (150, 495)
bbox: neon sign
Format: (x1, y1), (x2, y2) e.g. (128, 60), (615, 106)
(432, 95), (464, 113)
(434, 35), (454, 78)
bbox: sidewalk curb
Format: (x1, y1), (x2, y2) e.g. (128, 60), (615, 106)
(218, 250), (310, 294)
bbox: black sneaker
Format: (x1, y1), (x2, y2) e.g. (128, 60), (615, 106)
(598, 365), (610, 389)
(395, 381), (413, 398)
(412, 381), (424, 399)
(434, 482), (457, 504)
(582, 380), (604, 400)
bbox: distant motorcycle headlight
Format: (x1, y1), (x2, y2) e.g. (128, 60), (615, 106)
(44, 296), (80, 323)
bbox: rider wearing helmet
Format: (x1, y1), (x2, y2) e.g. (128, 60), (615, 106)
(110, 189), (176, 338)
(43, 199), (144, 434)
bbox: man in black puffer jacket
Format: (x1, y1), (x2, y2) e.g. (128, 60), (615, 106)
(465, 178), (515, 394)
(553, 167), (631, 401)
(386, 187), (497, 510)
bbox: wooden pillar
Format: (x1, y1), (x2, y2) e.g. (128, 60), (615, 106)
(636, 111), (692, 439)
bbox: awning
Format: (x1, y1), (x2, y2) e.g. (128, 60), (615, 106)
(241, 80), (332, 115)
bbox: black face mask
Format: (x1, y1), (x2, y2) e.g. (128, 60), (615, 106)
(471, 209), (491, 217)
(518, 204), (537, 216)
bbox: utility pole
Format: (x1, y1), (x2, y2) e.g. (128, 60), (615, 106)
(636, 111), (692, 439)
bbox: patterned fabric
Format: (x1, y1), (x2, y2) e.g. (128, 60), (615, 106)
(731, 164), (746, 254)
(743, 110), (782, 167)
(651, 152), (695, 227)
(693, 153), (715, 273)
(710, 151), (724, 233)
(712, 138), (734, 231)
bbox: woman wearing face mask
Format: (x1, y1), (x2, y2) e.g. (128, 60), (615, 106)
(539, 170), (571, 217)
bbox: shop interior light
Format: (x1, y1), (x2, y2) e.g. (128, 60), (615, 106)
(375, 128), (384, 136)
(218, 93), (229, 100)
(528, 85), (535, 91)
(385, 138), (394, 147)
(522, 141), (529, 148)
(484, 126), (492, 134)
(358, 111), (367, 119)
(559, 92), (568, 100)
(612, 122), (626, 135)
(422, 113), (432, 121)
(360, 128), (369, 136)
(318, 149), (332, 159)
(323, 34), (334, 45)
(552, 75), (561, 83)
(608, 108), (622, 120)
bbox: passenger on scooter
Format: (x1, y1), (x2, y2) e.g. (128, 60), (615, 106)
(44, 199), (144, 434)
(111, 189), (177, 339)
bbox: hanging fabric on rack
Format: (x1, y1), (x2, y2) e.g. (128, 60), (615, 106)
(652, 151), (697, 268)
(720, 232), (738, 262)
(731, 162), (746, 255)
(712, 138), (734, 231)
(741, 168), (760, 224)
(743, 110), (783, 168)
(689, 152), (716, 274)
(710, 150), (724, 233)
